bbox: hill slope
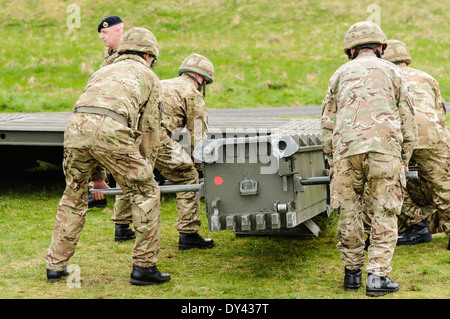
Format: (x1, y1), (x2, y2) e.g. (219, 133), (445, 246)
(0, 0), (449, 112)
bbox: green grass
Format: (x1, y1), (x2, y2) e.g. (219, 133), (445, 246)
(0, 167), (449, 299)
(0, 0), (449, 112)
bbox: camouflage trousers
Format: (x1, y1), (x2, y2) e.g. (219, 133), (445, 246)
(332, 153), (404, 277)
(46, 114), (161, 271)
(398, 147), (450, 235)
(112, 130), (200, 234)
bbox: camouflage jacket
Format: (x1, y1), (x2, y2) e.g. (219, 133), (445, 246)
(398, 65), (449, 149)
(71, 53), (163, 161)
(321, 51), (418, 167)
(160, 74), (207, 154)
(99, 47), (119, 69)
(90, 47), (120, 181)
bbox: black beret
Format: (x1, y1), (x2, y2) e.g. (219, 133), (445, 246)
(98, 16), (123, 32)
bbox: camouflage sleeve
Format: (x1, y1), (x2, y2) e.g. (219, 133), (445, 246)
(433, 81), (450, 141)
(185, 95), (207, 155)
(138, 81), (163, 166)
(398, 81), (418, 166)
(433, 79), (447, 129)
(160, 89), (186, 137)
(321, 82), (337, 166)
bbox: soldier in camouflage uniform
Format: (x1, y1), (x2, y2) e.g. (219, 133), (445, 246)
(112, 54), (216, 250)
(98, 16), (124, 68)
(321, 22), (418, 296)
(365, 40), (450, 249)
(45, 27), (171, 286)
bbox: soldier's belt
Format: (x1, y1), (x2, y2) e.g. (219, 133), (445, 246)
(74, 106), (128, 127)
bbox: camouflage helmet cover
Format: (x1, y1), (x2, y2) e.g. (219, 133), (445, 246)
(118, 27), (159, 57)
(382, 39), (412, 65)
(178, 54), (215, 84)
(343, 21), (387, 55)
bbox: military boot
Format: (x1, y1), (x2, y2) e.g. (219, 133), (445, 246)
(114, 223), (136, 242)
(46, 268), (69, 283)
(344, 268), (362, 291)
(88, 195), (107, 208)
(397, 221), (432, 245)
(129, 265), (171, 285)
(178, 232), (214, 250)
(366, 274), (399, 297)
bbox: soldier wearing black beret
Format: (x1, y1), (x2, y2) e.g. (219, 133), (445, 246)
(98, 16), (124, 68)
(98, 16), (123, 32)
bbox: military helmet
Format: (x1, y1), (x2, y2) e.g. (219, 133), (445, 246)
(382, 39), (412, 65)
(343, 21), (387, 56)
(118, 27), (159, 57)
(178, 54), (215, 84)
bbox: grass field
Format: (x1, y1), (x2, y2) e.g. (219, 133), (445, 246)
(0, 0), (449, 301)
(0, 167), (449, 301)
(0, 0), (449, 112)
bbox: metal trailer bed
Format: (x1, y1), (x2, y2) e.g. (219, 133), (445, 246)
(0, 111), (311, 170)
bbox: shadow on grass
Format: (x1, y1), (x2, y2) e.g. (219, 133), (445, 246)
(0, 161), (65, 195)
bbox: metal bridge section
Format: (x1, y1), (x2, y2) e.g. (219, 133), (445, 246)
(0, 111), (314, 169)
(193, 118), (329, 236)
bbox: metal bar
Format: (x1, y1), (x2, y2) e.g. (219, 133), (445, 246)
(92, 171), (418, 196)
(91, 183), (203, 196)
(299, 176), (330, 185)
(299, 170), (418, 186)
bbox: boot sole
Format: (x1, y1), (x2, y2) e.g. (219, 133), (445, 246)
(397, 233), (432, 246)
(129, 278), (170, 286)
(366, 287), (399, 297)
(115, 235), (136, 242)
(47, 274), (69, 283)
